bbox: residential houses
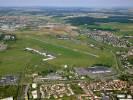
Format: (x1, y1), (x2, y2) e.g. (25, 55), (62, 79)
(88, 31), (129, 47)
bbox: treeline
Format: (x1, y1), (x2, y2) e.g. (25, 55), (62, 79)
(65, 16), (133, 26)
(0, 33), (16, 41)
(81, 25), (119, 31)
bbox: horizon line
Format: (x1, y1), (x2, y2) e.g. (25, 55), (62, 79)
(0, 6), (133, 9)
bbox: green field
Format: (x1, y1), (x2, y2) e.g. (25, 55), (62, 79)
(80, 22), (133, 37)
(71, 84), (84, 94)
(0, 31), (117, 75)
(0, 86), (18, 99)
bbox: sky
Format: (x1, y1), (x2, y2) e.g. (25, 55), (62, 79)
(0, 0), (133, 8)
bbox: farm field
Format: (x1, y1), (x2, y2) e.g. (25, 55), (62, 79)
(99, 23), (133, 36)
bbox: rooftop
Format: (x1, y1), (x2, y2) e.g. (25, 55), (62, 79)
(74, 66), (112, 75)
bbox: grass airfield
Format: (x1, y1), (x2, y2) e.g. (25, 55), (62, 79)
(0, 30), (116, 75)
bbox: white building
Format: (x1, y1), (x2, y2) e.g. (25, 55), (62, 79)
(32, 90), (38, 99)
(32, 83), (37, 89)
(1, 97), (13, 100)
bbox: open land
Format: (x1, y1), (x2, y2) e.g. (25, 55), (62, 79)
(0, 7), (133, 100)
